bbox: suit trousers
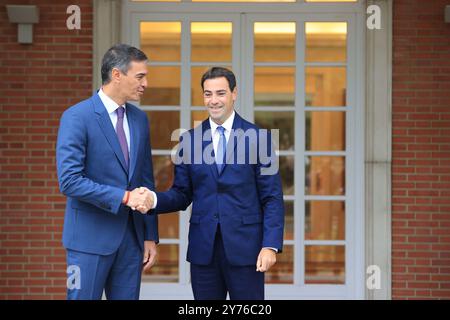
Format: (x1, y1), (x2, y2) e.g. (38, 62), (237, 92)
(66, 214), (143, 300)
(190, 225), (265, 300)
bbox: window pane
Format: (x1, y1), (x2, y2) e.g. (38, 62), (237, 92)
(192, 66), (210, 107)
(191, 110), (209, 129)
(159, 212), (179, 239)
(142, 244), (179, 283)
(191, 66), (232, 106)
(193, 0), (294, 2)
(192, 66), (208, 107)
(146, 111), (180, 150)
(153, 155), (174, 191)
(254, 22), (295, 63)
(140, 22), (181, 62)
(284, 201), (294, 241)
(280, 156), (294, 195)
(305, 156), (345, 196)
(254, 111), (294, 151)
(306, 0), (356, 2)
(134, 0), (180, 2)
(142, 66), (180, 106)
(153, 157), (179, 239)
(306, 67), (346, 107)
(255, 67), (295, 106)
(305, 201), (345, 240)
(191, 22), (232, 62)
(305, 246), (345, 284)
(306, 111), (345, 151)
(306, 22), (346, 63)
(266, 245), (293, 284)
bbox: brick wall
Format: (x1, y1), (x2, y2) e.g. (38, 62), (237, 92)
(0, 0), (93, 299)
(392, 0), (450, 299)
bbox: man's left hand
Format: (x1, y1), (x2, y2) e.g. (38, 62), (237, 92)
(143, 240), (157, 272)
(256, 248), (277, 272)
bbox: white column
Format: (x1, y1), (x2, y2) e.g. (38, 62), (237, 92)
(92, 0), (122, 90)
(365, 0), (393, 300)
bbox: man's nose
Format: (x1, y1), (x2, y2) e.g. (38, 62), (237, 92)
(142, 77), (148, 88)
(210, 94), (219, 104)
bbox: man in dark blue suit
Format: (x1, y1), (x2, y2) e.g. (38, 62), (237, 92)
(56, 44), (158, 300)
(148, 67), (284, 300)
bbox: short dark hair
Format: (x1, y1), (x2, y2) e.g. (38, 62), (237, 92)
(101, 44), (148, 85)
(201, 67), (236, 92)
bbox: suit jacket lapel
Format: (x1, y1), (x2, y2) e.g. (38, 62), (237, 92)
(92, 94), (129, 175)
(221, 112), (244, 176)
(126, 104), (139, 182)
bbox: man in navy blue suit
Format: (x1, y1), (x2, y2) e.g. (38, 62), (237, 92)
(56, 44), (158, 299)
(146, 67), (284, 300)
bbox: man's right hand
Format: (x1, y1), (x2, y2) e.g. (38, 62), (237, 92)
(124, 187), (154, 214)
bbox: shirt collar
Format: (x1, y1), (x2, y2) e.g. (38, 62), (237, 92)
(98, 88), (126, 115)
(209, 110), (235, 135)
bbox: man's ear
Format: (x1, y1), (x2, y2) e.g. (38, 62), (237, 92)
(232, 87), (237, 101)
(111, 67), (121, 82)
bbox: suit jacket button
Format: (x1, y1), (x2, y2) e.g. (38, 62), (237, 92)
(214, 214), (218, 219)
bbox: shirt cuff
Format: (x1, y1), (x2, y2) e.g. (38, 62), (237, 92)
(264, 247), (278, 253)
(150, 190), (158, 209)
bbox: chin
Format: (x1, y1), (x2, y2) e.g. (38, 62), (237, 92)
(209, 113), (221, 120)
(212, 116), (225, 124)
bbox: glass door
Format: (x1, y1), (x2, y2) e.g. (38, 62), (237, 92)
(132, 13), (241, 299)
(246, 14), (360, 298)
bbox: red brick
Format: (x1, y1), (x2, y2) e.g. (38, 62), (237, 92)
(0, 0), (94, 300)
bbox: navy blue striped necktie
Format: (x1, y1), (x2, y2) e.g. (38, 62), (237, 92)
(216, 126), (226, 174)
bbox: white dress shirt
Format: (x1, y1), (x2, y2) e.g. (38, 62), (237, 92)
(209, 111), (235, 160)
(98, 88), (131, 153)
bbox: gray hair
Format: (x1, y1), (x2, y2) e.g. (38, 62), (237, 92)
(101, 44), (148, 85)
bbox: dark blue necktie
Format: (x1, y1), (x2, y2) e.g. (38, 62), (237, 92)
(216, 126), (226, 174)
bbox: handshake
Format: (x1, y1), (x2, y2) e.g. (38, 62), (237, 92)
(123, 187), (155, 214)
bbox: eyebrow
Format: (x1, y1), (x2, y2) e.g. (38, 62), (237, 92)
(136, 72), (147, 77)
(204, 89), (227, 94)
